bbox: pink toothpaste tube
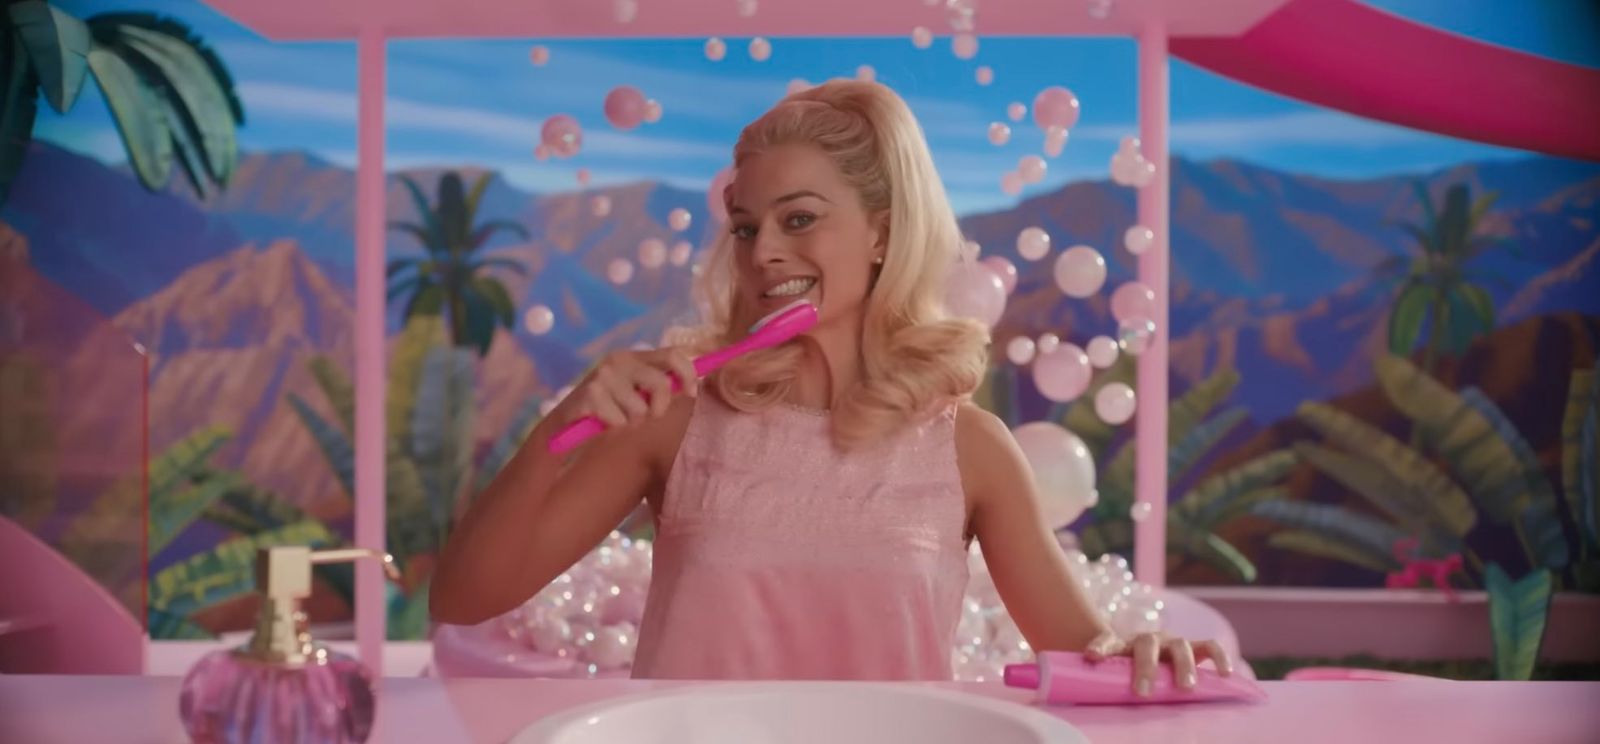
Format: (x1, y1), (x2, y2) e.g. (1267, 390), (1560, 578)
(1003, 651), (1267, 706)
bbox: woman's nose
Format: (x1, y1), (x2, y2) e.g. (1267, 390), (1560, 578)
(749, 228), (788, 266)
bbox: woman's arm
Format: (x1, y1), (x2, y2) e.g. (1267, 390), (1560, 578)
(955, 404), (1231, 694)
(955, 404), (1108, 651)
(430, 350), (697, 626)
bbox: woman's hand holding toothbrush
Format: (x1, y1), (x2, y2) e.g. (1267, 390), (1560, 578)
(546, 348), (700, 435)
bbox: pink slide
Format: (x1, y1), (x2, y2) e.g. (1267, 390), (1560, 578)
(0, 515), (145, 674)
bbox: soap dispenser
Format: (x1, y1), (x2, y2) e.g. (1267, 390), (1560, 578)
(179, 546), (399, 744)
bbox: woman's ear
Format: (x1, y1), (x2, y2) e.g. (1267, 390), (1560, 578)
(871, 210), (891, 251)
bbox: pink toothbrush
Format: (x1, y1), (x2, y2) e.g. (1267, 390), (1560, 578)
(546, 300), (819, 454)
(1004, 652), (1266, 706)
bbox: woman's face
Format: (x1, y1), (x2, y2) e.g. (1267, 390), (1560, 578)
(726, 144), (884, 331)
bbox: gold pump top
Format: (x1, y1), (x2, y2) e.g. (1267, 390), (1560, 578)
(239, 546), (398, 666)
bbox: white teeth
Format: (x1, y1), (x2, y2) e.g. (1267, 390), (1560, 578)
(763, 277), (816, 298)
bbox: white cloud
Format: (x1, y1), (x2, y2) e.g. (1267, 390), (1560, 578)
(237, 81), (733, 161)
(1073, 110), (1437, 148)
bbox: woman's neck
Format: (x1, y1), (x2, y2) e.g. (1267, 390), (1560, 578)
(789, 319), (863, 411)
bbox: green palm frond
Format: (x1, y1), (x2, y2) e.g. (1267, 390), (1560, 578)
(1295, 401), (1476, 539)
(1253, 499), (1407, 571)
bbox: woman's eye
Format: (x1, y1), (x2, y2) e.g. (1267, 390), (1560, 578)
(730, 224), (757, 240)
(785, 213), (816, 229)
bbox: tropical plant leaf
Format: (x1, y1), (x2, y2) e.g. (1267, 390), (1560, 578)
(149, 520), (341, 618)
(149, 468), (247, 557)
(1169, 406), (1248, 488)
(288, 393), (354, 497)
(85, 42), (173, 190)
(1177, 450), (1298, 528)
(1443, 288), (1491, 354)
(461, 288), (499, 356)
(1410, 180), (1437, 235)
(468, 220), (529, 251)
(1295, 401), (1476, 539)
(387, 275), (425, 303)
(148, 606), (214, 640)
(106, 23), (237, 184)
(1375, 356), (1539, 526)
(464, 172), (493, 221)
(1458, 388), (1569, 570)
(1485, 563), (1551, 681)
(1252, 499), (1406, 570)
(1208, 486), (1290, 528)
(149, 425), (231, 499)
(1469, 191), (1500, 231)
(388, 315), (447, 448)
(1292, 442), (1454, 557)
(471, 276), (516, 327)
(83, 12), (242, 121)
(1, 29), (43, 206)
(387, 581), (432, 641)
(411, 346), (476, 531)
(1077, 519), (1132, 560)
(202, 483), (312, 534)
(396, 175), (442, 250)
(388, 223), (434, 252)
(308, 354), (355, 435)
(400, 281), (444, 321)
(437, 172), (468, 246)
(1437, 184), (1470, 257)
(1169, 368), (1240, 445)
(476, 396), (544, 493)
(197, 486), (356, 604)
(1094, 440), (1136, 519)
(1560, 367), (1599, 553)
(385, 445), (436, 565)
(387, 255), (428, 278)
(1456, 284), (1495, 336)
(9, 0), (92, 113)
(1060, 355), (1135, 460)
(1167, 518), (1257, 583)
(1267, 529), (1397, 574)
(471, 255), (528, 276)
(1388, 281), (1433, 356)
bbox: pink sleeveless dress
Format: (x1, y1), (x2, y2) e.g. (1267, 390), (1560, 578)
(631, 392), (970, 680)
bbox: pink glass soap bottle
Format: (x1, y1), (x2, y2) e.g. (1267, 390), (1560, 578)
(179, 547), (399, 744)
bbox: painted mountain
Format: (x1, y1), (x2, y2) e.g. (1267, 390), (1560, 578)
(6, 139), (1598, 588)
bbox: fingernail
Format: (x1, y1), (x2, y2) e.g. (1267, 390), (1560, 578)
(1181, 672), (1197, 689)
(1135, 679), (1151, 697)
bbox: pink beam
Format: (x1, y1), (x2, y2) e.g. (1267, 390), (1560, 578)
(1134, 22), (1170, 587)
(1172, 0), (1600, 162)
(355, 28), (388, 674)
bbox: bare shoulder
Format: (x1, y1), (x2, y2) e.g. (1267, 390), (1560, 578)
(954, 402), (1013, 458)
(953, 402), (1027, 506)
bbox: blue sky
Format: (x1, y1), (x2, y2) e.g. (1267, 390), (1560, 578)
(37, 0), (1600, 215)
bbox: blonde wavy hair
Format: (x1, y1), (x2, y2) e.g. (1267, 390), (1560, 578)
(686, 79), (990, 450)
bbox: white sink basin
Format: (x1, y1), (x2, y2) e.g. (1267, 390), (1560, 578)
(509, 682), (1089, 744)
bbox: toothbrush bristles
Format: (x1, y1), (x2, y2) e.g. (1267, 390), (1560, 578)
(749, 299), (812, 332)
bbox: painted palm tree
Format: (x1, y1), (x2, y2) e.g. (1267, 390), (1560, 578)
(976, 360), (1294, 583)
(1253, 355), (1592, 590)
(2, 2), (244, 204)
(289, 315), (547, 638)
(387, 171), (528, 357)
(1074, 366), (1296, 584)
(1377, 181), (1510, 374)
